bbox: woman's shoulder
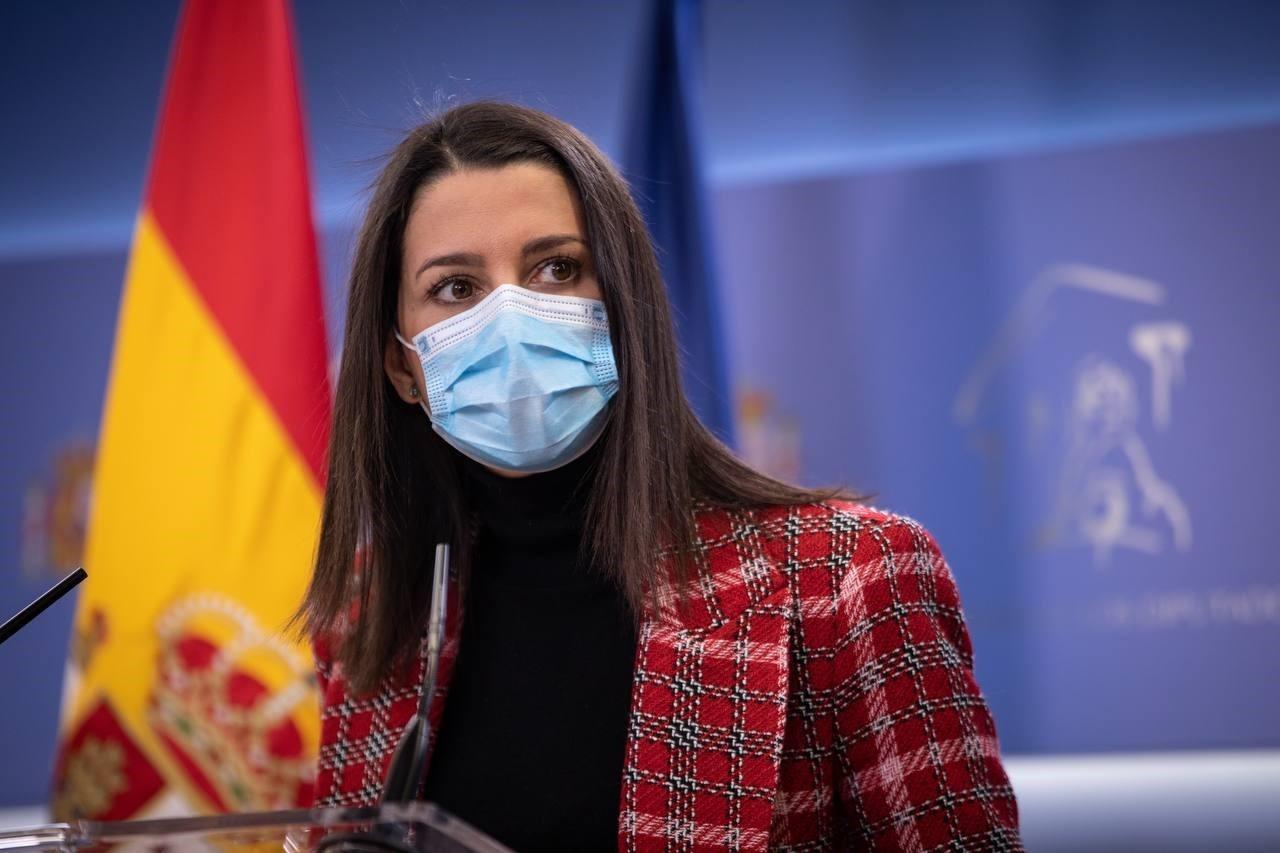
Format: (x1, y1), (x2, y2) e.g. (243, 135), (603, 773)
(683, 498), (960, 630)
(693, 497), (946, 573)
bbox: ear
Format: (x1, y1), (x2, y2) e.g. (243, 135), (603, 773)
(384, 332), (423, 406)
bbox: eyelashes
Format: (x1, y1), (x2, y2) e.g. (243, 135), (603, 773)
(426, 255), (584, 303)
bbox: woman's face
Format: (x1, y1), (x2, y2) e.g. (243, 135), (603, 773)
(384, 161), (602, 478)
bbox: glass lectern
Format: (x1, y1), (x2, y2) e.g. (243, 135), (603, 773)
(0, 803), (513, 852)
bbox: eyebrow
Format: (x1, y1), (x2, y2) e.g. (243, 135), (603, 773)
(413, 234), (587, 281)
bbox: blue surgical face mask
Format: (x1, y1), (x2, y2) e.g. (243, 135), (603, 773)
(395, 284), (619, 474)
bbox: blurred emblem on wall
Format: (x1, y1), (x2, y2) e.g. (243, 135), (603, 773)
(954, 263), (1192, 568)
(22, 440), (95, 581)
(737, 388), (802, 484)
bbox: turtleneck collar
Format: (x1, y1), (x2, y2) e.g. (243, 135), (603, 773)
(458, 437), (603, 550)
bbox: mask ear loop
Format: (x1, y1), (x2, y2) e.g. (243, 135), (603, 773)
(394, 329), (433, 418)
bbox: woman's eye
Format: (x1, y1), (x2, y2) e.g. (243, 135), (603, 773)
(535, 257), (580, 285)
(430, 279), (475, 303)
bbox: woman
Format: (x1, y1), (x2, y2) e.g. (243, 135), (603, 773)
(300, 100), (1022, 852)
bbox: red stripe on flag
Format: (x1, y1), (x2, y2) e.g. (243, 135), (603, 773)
(146, 0), (330, 486)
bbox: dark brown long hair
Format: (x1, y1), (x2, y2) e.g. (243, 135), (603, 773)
(299, 100), (855, 694)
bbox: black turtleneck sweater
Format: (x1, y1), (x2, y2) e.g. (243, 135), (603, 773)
(420, 439), (637, 852)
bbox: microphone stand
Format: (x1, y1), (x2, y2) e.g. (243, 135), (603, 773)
(0, 567), (86, 646)
(317, 544), (452, 851)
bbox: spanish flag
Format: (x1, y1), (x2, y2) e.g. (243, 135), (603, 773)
(52, 0), (330, 819)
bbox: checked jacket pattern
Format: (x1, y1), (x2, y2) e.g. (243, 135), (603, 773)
(313, 500), (1023, 851)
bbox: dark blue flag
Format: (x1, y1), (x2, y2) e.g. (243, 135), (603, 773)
(624, 0), (736, 447)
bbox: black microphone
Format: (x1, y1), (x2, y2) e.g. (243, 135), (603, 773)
(317, 544), (452, 852)
(0, 567), (87, 647)
(381, 542), (451, 803)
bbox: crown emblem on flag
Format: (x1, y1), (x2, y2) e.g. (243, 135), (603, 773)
(147, 595), (316, 812)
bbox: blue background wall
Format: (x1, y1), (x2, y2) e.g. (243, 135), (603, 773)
(2, 0), (1279, 806)
(719, 123), (1280, 753)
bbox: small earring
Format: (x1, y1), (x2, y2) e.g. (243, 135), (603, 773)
(409, 385), (419, 398)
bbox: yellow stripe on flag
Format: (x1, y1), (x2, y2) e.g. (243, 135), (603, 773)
(59, 212), (321, 815)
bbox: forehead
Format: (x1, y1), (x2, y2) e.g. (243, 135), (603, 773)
(403, 162), (584, 258)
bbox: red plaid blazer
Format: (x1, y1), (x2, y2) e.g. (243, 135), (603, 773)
(313, 500), (1022, 851)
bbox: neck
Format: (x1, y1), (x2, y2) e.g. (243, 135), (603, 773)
(459, 438), (602, 550)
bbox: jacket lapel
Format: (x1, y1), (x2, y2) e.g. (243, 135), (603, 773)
(619, 508), (793, 852)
